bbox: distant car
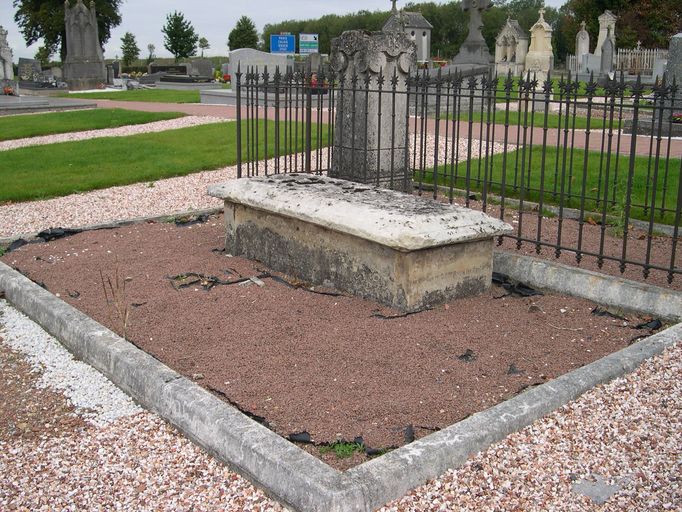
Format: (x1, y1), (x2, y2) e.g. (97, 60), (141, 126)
(223, 74), (231, 83)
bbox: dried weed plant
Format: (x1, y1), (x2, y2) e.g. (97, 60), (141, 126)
(99, 265), (131, 340)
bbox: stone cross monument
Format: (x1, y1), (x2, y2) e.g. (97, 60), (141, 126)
(329, 30), (416, 191)
(63, 0), (106, 90)
(452, 0), (492, 67)
(0, 26), (14, 81)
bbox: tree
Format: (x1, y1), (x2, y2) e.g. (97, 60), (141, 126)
(198, 37), (210, 57)
(34, 46), (52, 67)
(13, 0), (122, 62)
(562, 0), (681, 50)
(162, 11), (198, 62)
(228, 16), (259, 50)
(147, 43), (155, 64)
(120, 31), (140, 67)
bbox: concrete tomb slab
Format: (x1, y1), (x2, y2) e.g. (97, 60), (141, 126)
(209, 174), (511, 311)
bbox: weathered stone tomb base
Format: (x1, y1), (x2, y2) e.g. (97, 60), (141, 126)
(209, 174), (511, 312)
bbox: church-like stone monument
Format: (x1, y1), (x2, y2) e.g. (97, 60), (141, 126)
(0, 26), (14, 81)
(329, 29), (416, 191)
(494, 18), (528, 76)
(383, 0), (433, 64)
(524, 9), (553, 81)
(63, 0), (106, 90)
(452, 0), (492, 67)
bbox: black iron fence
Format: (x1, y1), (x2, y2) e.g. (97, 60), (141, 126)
(235, 64), (681, 284)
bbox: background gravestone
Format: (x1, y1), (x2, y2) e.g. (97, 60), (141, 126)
(0, 26), (14, 81)
(17, 58), (41, 82)
(452, 0), (492, 68)
(524, 9), (553, 81)
(63, 0), (106, 90)
(666, 33), (682, 86)
(227, 48), (293, 79)
(190, 58), (214, 78)
(575, 21), (590, 73)
(595, 10), (617, 58)
(600, 30), (615, 77)
(329, 30), (416, 191)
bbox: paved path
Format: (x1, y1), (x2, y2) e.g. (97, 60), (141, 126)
(96, 100), (682, 159)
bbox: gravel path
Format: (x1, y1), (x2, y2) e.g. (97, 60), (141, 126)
(0, 299), (678, 510)
(0, 300), (283, 511)
(0, 115), (229, 152)
(0, 135), (506, 239)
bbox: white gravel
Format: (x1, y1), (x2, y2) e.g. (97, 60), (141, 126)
(0, 299), (283, 511)
(0, 300), (141, 426)
(0, 115), (229, 152)
(0, 135), (508, 239)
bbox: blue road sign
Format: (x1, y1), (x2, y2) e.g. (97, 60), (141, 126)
(270, 34), (296, 54)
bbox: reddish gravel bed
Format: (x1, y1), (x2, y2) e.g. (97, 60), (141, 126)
(1, 218), (659, 459)
(0, 342), (87, 442)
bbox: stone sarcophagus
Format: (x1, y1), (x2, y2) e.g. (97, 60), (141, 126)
(209, 175), (512, 312)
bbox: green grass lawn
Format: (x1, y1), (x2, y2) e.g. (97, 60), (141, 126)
(450, 109), (607, 130)
(418, 146), (680, 225)
(0, 109), (186, 141)
(62, 89), (201, 103)
(1, 121), (328, 203)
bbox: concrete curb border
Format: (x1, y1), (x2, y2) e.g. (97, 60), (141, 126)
(494, 251), (682, 322)
(1, 259), (679, 511)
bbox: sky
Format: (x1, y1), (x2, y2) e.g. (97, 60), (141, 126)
(1, 0), (566, 61)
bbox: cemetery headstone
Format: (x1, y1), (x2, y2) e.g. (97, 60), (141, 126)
(227, 48), (293, 79)
(575, 21), (590, 72)
(524, 9), (553, 82)
(329, 30), (416, 191)
(595, 10), (617, 58)
(665, 33), (682, 86)
(17, 58), (41, 82)
(148, 62), (189, 75)
(190, 58), (214, 78)
(600, 29), (615, 77)
(308, 52), (322, 72)
(63, 0), (106, 90)
(452, 0), (492, 67)
(0, 26), (14, 81)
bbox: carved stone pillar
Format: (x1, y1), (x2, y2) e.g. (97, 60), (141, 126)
(63, 0), (106, 90)
(329, 30), (416, 191)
